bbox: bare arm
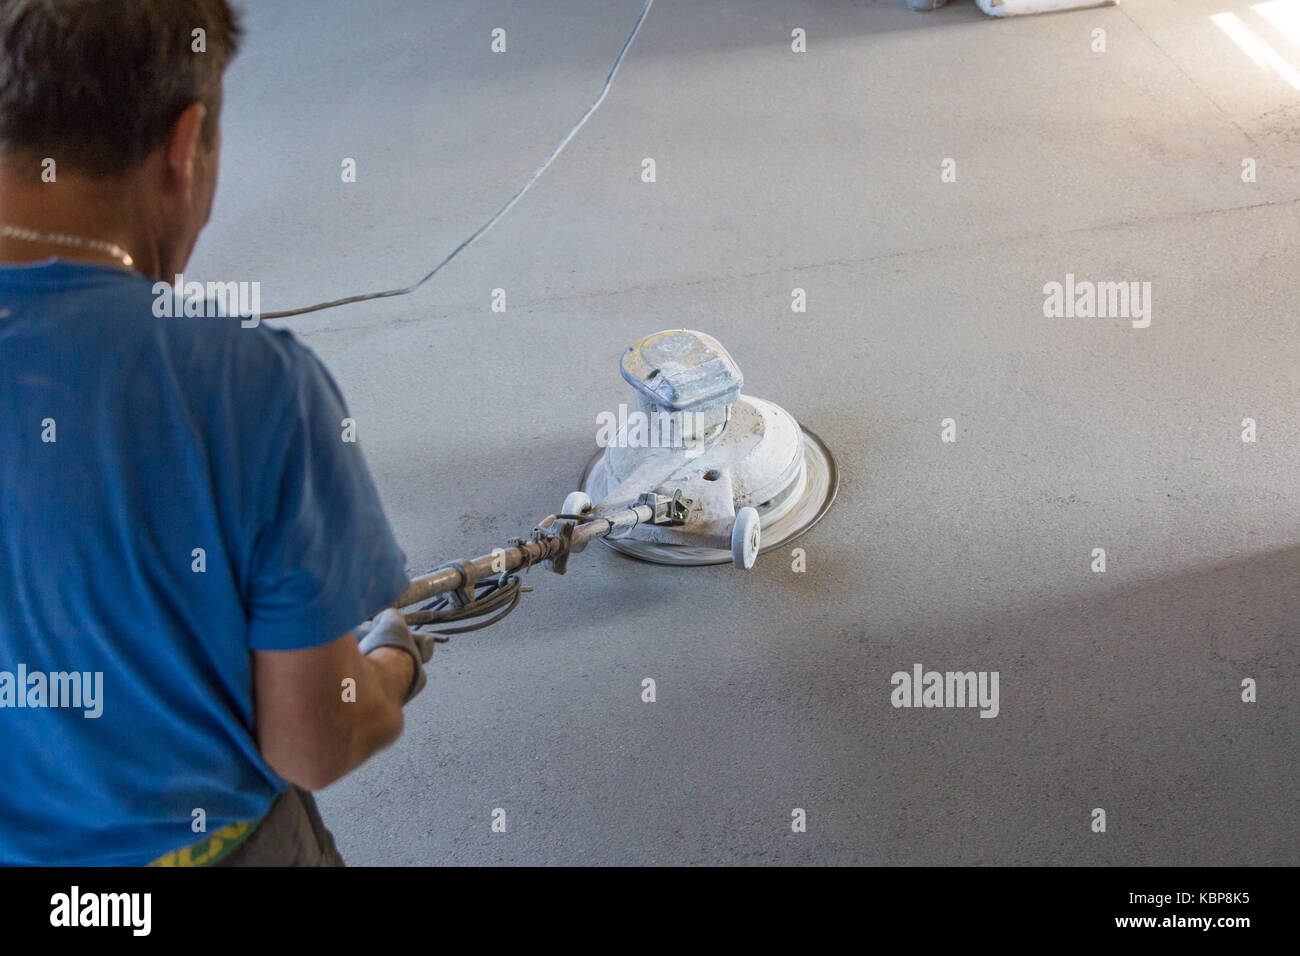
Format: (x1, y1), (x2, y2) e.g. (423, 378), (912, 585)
(252, 633), (415, 791)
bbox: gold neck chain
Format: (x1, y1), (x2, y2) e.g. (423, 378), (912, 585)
(0, 222), (135, 268)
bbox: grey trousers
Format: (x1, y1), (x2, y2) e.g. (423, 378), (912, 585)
(217, 787), (345, 867)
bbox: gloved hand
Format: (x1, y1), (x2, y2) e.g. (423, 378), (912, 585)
(356, 608), (435, 704)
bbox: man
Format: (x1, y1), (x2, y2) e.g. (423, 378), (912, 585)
(0, 0), (429, 865)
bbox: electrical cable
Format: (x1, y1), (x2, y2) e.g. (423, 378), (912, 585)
(261, 0), (655, 320)
(404, 573), (533, 639)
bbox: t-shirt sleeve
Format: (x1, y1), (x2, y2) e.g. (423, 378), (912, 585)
(244, 340), (409, 651)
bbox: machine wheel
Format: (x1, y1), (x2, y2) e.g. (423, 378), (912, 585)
(732, 506), (761, 570)
(562, 491), (592, 517)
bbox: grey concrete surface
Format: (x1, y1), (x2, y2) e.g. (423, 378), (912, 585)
(198, 0), (1299, 864)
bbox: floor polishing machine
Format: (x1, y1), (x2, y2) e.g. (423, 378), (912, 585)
(390, 329), (838, 636)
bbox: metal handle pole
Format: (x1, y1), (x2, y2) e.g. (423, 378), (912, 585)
(394, 503), (654, 609)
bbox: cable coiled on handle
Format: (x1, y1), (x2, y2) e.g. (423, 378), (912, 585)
(403, 573), (533, 639)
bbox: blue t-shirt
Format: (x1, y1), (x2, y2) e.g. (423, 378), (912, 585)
(0, 260), (409, 865)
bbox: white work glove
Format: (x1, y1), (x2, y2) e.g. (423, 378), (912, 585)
(356, 608), (435, 704)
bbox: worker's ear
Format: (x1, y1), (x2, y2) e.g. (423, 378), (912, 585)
(162, 101), (208, 199)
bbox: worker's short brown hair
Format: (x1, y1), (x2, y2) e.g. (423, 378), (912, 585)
(0, 0), (243, 176)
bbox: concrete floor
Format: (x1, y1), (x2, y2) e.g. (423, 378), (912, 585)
(199, 0), (1300, 864)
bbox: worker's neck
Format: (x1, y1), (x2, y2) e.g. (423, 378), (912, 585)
(0, 164), (163, 278)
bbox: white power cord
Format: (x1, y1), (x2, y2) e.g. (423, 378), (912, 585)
(262, 0), (655, 320)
